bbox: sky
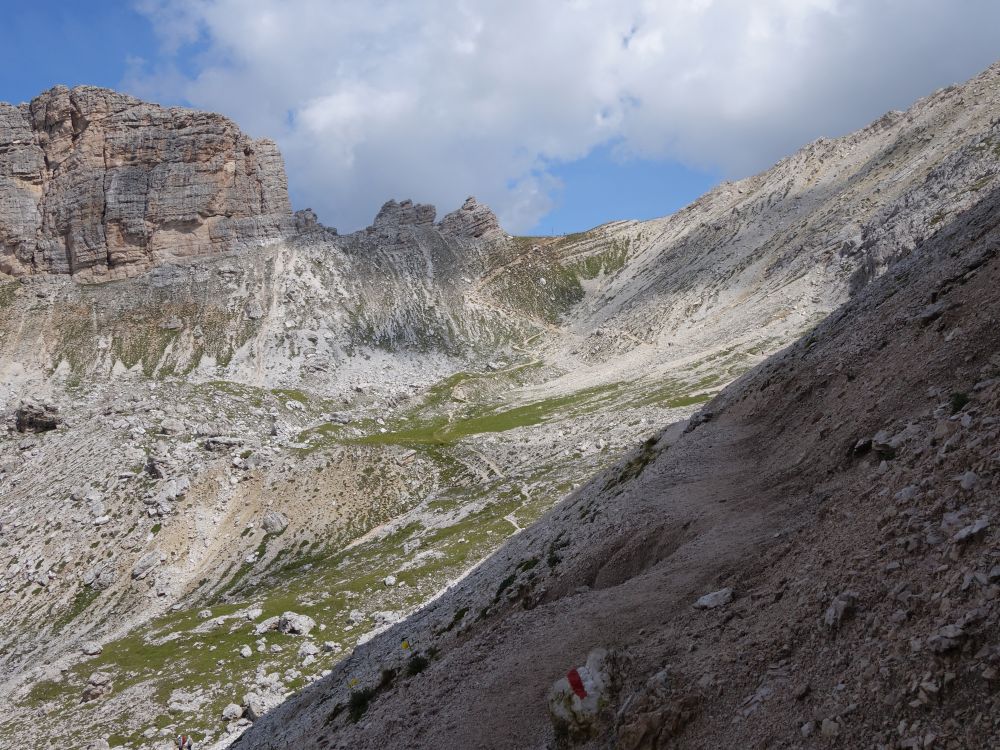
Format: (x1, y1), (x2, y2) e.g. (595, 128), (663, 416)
(1, 1), (999, 236)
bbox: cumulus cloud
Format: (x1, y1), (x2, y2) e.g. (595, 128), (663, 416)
(127, 0), (1000, 233)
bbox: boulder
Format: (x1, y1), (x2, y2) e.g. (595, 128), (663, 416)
(131, 551), (161, 580)
(254, 616), (280, 635)
(159, 417), (185, 434)
(81, 672), (113, 702)
(243, 690), (283, 721)
(548, 648), (619, 741)
(278, 611), (316, 636)
(14, 401), (60, 432)
(223, 703), (244, 721)
(262, 511), (289, 535)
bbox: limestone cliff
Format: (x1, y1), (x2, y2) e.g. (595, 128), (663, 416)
(0, 86), (293, 280)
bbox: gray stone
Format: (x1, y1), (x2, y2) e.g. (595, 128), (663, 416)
(167, 688), (205, 713)
(824, 591), (858, 629)
(927, 623), (965, 653)
(261, 511), (289, 535)
(958, 470), (979, 491)
(81, 671), (113, 702)
(131, 551), (161, 579)
(222, 703), (244, 721)
(159, 417), (185, 434)
(254, 616), (280, 635)
(278, 611), (316, 636)
(243, 690), (283, 721)
(693, 587), (733, 609)
(952, 517), (989, 543)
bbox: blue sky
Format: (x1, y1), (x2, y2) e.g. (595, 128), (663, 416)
(3, 2), (1000, 236)
(537, 146), (720, 235)
(0, 3), (155, 106)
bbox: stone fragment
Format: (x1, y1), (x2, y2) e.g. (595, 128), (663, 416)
(615, 667), (698, 749)
(167, 688), (204, 713)
(957, 470), (979, 491)
(254, 616), (280, 635)
(824, 591), (858, 629)
(927, 623), (965, 653)
(693, 587), (733, 609)
(159, 417), (185, 434)
(952, 517), (989, 543)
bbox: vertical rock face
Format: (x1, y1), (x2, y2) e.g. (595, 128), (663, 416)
(0, 86), (293, 280)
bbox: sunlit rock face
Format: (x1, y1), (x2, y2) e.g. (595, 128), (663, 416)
(0, 85), (293, 280)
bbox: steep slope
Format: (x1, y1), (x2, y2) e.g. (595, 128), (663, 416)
(536, 61), (1000, 388)
(234, 178), (1000, 750)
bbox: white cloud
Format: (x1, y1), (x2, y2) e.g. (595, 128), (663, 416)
(128, 0), (1000, 233)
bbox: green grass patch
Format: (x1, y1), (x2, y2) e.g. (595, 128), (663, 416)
(272, 388), (310, 405)
(52, 586), (101, 634)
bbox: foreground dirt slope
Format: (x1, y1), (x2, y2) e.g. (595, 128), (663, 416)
(235, 185), (1000, 748)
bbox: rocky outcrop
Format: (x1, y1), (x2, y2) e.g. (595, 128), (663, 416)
(0, 86), (293, 280)
(371, 199), (436, 232)
(365, 195), (505, 245)
(439, 196), (504, 239)
(13, 401), (60, 432)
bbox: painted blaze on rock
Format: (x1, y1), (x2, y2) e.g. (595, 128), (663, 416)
(548, 648), (618, 742)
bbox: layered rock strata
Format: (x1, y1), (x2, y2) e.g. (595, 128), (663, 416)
(0, 86), (293, 280)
